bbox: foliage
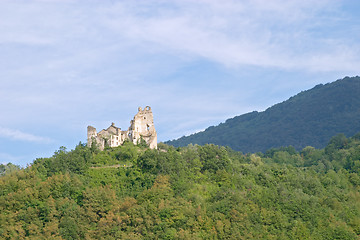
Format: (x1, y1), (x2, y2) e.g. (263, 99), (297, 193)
(1, 133), (360, 239)
(167, 76), (360, 152)
(0, 163), (21, 176)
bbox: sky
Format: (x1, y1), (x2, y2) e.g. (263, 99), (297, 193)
(0, 0), (359, 166)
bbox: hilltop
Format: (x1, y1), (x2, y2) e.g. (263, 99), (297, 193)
(166, 76), (360, 152)
(1, 134), (360, 239)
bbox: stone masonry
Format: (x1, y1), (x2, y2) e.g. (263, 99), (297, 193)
(87, 106), (157, 150)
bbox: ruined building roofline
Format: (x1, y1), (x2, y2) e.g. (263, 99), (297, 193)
(106, 123), (121, 130)
(88, 122), (122, 133)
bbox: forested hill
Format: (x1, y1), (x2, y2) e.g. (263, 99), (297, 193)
(166, 76), (360, 152)
(1, 135), (360, 239)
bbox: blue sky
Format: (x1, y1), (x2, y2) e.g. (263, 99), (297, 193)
(0, 0), (359, 166)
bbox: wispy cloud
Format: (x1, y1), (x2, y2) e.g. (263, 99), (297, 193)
(97, 0), (359, 72)
(0, 127), (53, 143)
(1, 0), (358, 73)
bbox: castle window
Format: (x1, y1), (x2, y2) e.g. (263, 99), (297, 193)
(147, 124), (150, 131)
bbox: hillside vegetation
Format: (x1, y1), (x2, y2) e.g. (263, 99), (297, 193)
(1, 134), (360, 239)
(166, 76), (360, 152)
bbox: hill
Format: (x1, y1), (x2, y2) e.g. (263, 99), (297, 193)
(166, 76), (360, 152)
(1, 135), (360, 239)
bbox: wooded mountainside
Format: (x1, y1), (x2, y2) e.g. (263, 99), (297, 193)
(166, 76), (360, 152)
(1, 134), (360, 239)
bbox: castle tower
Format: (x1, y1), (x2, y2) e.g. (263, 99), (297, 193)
(129, 106), (157, 149)
(87, 126), (97, 147)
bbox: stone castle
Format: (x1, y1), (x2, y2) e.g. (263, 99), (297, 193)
(87, 106), (157, 150)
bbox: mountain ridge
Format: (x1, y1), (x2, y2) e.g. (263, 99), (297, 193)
(166, 76), (360, 152)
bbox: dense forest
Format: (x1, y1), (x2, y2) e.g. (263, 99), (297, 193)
(167, 76), (360, 152)
(1, 133), (360, 239)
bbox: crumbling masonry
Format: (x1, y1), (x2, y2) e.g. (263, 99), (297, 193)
(87, 106), (157, 150)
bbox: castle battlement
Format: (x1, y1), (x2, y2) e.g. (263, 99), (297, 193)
(87, 106), (157, 150)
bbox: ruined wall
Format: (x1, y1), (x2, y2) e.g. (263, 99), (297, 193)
(129, 106), (157, 149)
(87, 106), (157, 150)
(87, 126), (97, 147)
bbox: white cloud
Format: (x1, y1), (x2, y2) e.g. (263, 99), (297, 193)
(1, 0), (357, 75)
(94, 0), (357, 72)
(0, 127), (53, 143)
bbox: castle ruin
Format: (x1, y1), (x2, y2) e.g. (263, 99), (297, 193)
(87, 106), (157, 150)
